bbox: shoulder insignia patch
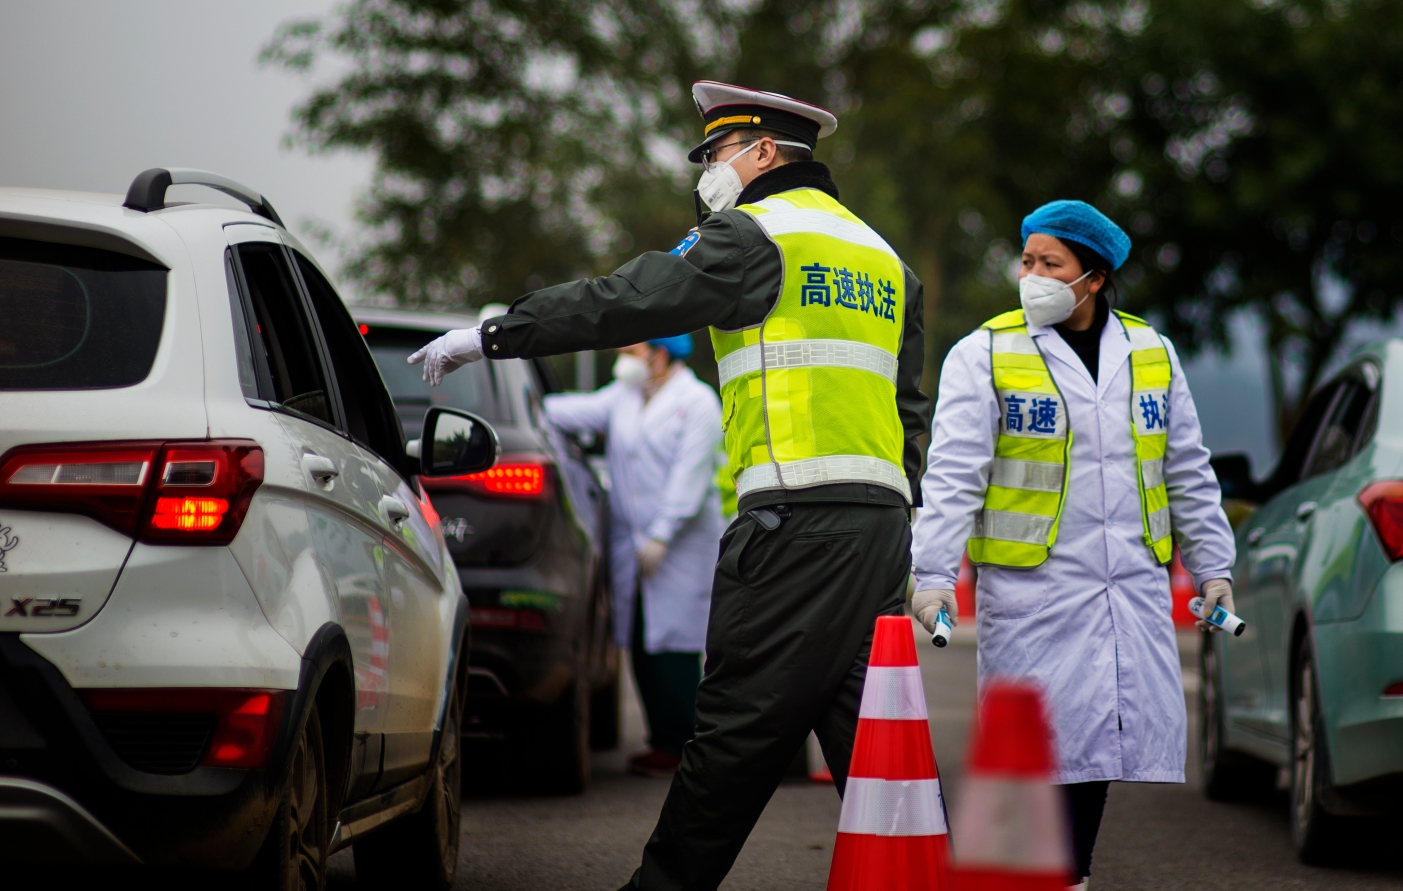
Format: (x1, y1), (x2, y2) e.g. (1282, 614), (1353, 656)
(669, 231), (701, 257)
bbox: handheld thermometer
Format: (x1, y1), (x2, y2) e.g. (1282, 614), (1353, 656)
(931, 609), (953, 648)
(1189, 596), (1246, 637)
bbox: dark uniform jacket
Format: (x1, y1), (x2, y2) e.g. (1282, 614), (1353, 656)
(479, 161), (930, 510)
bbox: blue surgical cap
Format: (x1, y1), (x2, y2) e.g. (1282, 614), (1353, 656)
(648, 334), (694, 360)
(1021, 200), (1131, 271)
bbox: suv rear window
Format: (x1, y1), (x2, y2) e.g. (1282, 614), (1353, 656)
(361, 325), (507, 438)
(0, 236), (166, 390)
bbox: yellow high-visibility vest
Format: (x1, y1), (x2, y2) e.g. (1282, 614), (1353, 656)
(967, 308), (1173, 567)
(711, 188), (908, 502)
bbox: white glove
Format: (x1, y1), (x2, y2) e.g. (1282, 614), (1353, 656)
(637, 538), (668, 577)
(913, 588), (958, 635)
(1198, 579), (1235, 632)
(407, 327), (483, 386)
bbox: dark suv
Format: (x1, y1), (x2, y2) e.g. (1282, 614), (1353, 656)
(353, 308), (617, 793)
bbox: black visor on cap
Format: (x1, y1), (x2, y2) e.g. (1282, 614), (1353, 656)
(687, 104), (820, 163)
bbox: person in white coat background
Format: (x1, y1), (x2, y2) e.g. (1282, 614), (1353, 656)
(910, 201), (1237, 889)
(544, 334), (725, 778)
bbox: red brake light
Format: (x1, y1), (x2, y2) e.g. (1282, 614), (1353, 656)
(465, 463), (545, 496)
(422, 455), (550, 500)
(80, 688), (286, 770)
(1383, 682), (1403, 698)
(1359, 481), (1403, 560)
(141, 442), (263, 544)
(0, 440), (263, 544)
(358, 323), (370, 335)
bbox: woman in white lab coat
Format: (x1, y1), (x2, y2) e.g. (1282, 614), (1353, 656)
(910, 201), (1237, 888)
(544, 334), (724, 777)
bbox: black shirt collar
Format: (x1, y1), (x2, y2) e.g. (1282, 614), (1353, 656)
(735, 161), (840, 207)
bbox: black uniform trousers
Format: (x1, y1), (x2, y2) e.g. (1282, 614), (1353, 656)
(623, 502), (912, 891)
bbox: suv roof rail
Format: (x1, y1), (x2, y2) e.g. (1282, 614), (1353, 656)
(123, 168), (284, 226)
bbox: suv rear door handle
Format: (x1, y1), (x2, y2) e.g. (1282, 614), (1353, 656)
(380, 496), (410, 526)
(302, 454), (339, 485)
(1296, 501), (1318, 522)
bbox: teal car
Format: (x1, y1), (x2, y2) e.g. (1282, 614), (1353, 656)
(1202, 340), (1403, 863)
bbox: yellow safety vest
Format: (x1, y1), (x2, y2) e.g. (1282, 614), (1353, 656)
(967, 308), (1173, 567)
(711, 188), (908, 502)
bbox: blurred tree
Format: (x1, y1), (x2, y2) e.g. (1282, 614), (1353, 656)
(262, 0), (730, 309)
(732, 0), (1403, 438)
(1101, 0), (1403, 438)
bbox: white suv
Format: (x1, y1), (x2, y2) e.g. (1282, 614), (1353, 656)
(0, 169), (497, 889)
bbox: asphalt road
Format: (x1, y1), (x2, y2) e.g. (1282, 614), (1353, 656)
(327, 619), (1403, 890)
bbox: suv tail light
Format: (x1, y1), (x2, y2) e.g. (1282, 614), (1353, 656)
(0, 440), (263, 544)
(81, 688), (286, 770)
(422, 453), (551, 500)
(1359, 480), (1403, 560)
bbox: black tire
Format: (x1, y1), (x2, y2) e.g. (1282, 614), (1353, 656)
(1200, 631), (1274, 801)
(239, 701), (328, 891)
(1291, 638), (1346, 864)
(537, 679), (591, 795)
(589, 671), (620, 752)
(354, 662), (464, 890)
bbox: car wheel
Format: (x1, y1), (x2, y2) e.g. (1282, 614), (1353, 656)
(354, 659), (464, 890)
(239, 701), (327, 891)
(1290, 638), (1344, 864)
(1200, 631), (1273, 801)
(538, 679), (591, 795)
(590, 671), (620, 752)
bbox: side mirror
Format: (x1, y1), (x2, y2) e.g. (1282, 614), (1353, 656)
(419, 407), (500, 477)
(1210, 452), (1256, 502)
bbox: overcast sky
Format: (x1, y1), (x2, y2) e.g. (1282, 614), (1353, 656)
(0, 0), (372, 291)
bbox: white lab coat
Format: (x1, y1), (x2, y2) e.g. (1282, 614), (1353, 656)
(545, 368), (724, 653)
(912, 312), (1236, 784)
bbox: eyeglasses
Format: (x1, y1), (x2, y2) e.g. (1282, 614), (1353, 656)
(700, 138), (760, 172)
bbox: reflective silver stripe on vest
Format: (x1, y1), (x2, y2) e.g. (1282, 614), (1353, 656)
(1141, 457), (1164, 492)
(990, 331), (1039, 355)
(971, 509), (1054, 546)
(1148, 506), (1172, 542)
(747, 198), (900, 259)
(1126, 325), (1164, 352)
(716, 339), (899, 388)
(990, 458), (1064, 493)
(736, 455), (908, 500)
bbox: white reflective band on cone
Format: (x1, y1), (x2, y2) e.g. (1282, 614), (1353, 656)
(949, 778), (1070, 869)
(838, 777), (948, 837)
(858, 666), (928, 720)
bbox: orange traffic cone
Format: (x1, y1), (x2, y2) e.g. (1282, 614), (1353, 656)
(951, 681), (1074, 890)
(826, 615), (952, 890)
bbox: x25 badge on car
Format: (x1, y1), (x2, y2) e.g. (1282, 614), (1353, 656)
(5, 597), (81, 618)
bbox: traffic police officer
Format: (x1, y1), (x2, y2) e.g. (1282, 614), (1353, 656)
(410, 81), (930, 891)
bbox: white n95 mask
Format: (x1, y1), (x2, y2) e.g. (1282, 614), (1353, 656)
(696, 140), (759, 212)
(1018, 271), (1092, 327)
(612, 354), (650, 389)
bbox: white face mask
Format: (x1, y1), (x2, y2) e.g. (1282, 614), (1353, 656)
(1018, 270), (1093, 327)
(696, 140), (759, 212)
(612, 354), (650, 389)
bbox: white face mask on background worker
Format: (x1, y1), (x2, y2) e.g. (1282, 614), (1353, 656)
(612, 353), (651, 389)
(1018, 269), (1093, 328)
